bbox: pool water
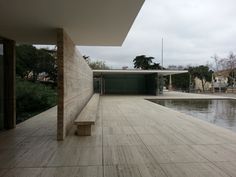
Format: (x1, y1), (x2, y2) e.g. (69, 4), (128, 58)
(150, 99), (236, 132)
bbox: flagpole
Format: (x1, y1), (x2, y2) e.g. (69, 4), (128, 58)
(161, 38), (163, 70)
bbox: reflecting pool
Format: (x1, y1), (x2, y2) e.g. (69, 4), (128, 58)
(150, 99), (236, 132)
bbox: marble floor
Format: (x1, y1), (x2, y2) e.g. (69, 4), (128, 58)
(0, 92), (236, 177)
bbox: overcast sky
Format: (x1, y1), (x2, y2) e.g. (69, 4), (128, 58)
(79, 0), (236, 69)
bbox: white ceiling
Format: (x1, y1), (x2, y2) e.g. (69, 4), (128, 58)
(0, 0), (144, 45)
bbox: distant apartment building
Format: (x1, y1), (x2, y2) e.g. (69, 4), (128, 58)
(214, 70), (231, 90)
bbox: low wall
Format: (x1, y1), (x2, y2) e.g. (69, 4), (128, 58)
(57, 29), (93, 140)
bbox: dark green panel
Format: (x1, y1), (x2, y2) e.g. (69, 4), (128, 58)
(0, 42), (4, 130)
(145, 74), (156, 95)
(102, 74), (156, 95)
(93, 78), (101, 93)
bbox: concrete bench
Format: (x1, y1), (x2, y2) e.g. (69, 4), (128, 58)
(74, 93), (100, 136)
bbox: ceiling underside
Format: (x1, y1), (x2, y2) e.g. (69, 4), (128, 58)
(0, 0), (144, 45)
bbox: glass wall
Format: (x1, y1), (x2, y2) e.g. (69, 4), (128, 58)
(0, 41), (4, 130)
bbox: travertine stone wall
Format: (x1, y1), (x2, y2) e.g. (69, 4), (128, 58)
(57, 29), (93, 140)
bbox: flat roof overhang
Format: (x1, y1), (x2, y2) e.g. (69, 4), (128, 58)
(93, 69), (188, 76)
(0, 0), (144, 45)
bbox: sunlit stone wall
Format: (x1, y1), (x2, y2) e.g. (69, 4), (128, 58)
(57, 29), (93, 140)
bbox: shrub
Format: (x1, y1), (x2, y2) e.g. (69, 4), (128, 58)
(16, 78), (57, 123)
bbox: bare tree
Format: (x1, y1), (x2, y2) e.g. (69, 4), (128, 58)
(211, 54), (220, 71)
(213, 52), (236, 87)
(226, 52), (236, 86)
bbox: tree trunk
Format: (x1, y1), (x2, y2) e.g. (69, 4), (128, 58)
(201, 79), (205, 92)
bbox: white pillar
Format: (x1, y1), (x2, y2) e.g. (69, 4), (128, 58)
(100, 75), (103, 95)
(169, 74), (172, 91)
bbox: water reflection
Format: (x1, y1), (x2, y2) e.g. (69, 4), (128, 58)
(150, 99), (236, 132)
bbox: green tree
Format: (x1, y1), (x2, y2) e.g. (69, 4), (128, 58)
(165, 72), (190, 91)
(16, 45), (57, 82)
(189, 65), (213, 92)
(88, 60), (109, 69)
(133, 55), (154, 69)
(83, 55), (90, 63)
(36, 48), (57, 82)
(133, 55), (162, 70)
(16, 45), (37, 79)
(15, 45), (57, 123)
(149, 62), (162, 69)
(83, 56), (110, 69)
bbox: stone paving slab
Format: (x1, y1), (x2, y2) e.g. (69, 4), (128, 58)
(0, 92), (236, 177)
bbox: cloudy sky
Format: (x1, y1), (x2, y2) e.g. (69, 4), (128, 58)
(79, 0), (236, 69)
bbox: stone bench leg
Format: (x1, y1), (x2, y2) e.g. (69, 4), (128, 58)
(76, 125), (91, 136)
